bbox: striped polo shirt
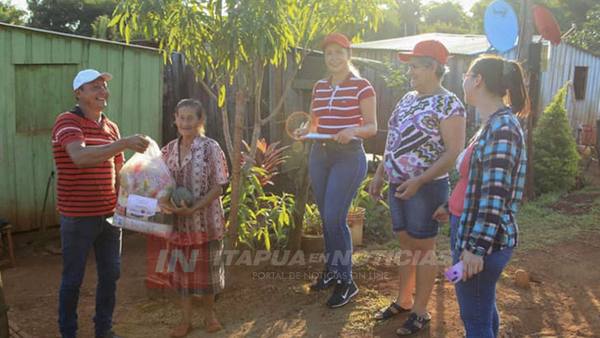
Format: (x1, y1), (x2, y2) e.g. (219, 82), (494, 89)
(310, 74), (375, 135)
(51, 106), (124, 217)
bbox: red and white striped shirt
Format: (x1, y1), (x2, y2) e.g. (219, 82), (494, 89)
(310, 74), (375, 135)
(51, 107), (124, 217)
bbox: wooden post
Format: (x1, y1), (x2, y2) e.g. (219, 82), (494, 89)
(517, 0), (534, 63)
(517, 0), (540, 200)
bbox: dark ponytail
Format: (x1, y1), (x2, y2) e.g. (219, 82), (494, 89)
(469, 55), (530, 118)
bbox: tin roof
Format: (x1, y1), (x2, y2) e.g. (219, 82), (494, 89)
(352, 32), (545, 56)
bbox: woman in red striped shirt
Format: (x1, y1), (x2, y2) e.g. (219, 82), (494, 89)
(297, 32), (377, 308)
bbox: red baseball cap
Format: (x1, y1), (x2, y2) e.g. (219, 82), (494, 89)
(321, 33), (351, 49)
(398, 40), (450, 65)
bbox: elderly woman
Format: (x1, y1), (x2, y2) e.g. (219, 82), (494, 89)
(434, 54), (529, 338)
(369, 40), (466, 335)
(296, 32), (377, 309)
(160, 99), (228, 337)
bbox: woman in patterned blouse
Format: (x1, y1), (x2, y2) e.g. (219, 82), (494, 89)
(369, 40), (466, 335)
(160, 99), (229, 337)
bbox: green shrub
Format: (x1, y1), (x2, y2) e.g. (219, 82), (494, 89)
(533, 86), (580, 194)
(223, 166), (295, 251)
(302, 203), (322, 236)
(352, 177), (394, 243)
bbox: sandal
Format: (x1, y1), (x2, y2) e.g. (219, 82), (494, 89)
(396, 312), (431, 336)
(374, 301), (411, 320)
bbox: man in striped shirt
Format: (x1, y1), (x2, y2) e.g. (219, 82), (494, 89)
(52, 69), (149, 338)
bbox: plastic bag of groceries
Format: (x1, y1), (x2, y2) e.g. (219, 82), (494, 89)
(110, 137), (175, 237)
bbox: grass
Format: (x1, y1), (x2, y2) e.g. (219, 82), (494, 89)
(517, 186), (600, 250)
(367, 186), (600, 254)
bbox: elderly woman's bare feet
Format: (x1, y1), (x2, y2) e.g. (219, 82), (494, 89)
(170, 322), (192, 338)
(204, 317), (223, 333)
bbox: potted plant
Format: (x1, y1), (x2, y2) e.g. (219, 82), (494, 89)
(301, 203), (324, 254)
(348, 184), (367, 246)
(348, 177), (389, 246)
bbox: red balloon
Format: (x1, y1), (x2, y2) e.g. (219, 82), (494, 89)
(532, 5), (561, 45)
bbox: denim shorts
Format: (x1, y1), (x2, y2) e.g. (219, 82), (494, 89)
(388, 178), (449, 239)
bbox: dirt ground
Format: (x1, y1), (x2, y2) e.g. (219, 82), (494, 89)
(3, 164), (600, 338)
(3, 227), (600, 337)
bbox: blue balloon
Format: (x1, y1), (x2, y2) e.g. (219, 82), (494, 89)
(484, 0), (519, 53)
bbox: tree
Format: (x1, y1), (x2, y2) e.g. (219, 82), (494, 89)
(363, 0), (422, 40)
(532, 86), (579, 195)
(27, 0), (117, 36)
(544, 0), (596, 31)
(91, 15), (114, 39)
(0, 0), (26, 24)
(469, 0), (520, 34)
(423, 1), (469, 32)
(363, 4), (401, 40)
(112, 0), (386, 249)
(469, 0), (595, 35)
(395, 0), (422, 36)
(565, 3), (600, 54)
(420, 20), (471, 34)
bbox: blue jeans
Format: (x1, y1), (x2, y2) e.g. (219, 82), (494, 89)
(58, 215), (122, 338)
(308, 141), (367, 283)
(450, 215), (513, 338)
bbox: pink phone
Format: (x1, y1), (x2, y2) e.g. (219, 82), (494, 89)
(444, 261), (464, 284)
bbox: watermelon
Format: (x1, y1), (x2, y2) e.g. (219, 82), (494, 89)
(172, 187), (194, 207)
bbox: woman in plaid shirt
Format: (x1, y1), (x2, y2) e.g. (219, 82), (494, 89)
(434, 54), (528, 338)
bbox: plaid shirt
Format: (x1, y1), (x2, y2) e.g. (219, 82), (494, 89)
(455, 107), (527, 256)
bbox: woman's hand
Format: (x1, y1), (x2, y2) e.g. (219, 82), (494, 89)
(461, 250), (484, 281)
(394, 177), (423, 200)
(158, 198), (175, 214)
(169, 199), (197, 217)
(293, 125), (310, 139)
(368, 174), (384, 201)
(333, 128), (356, 144)
(432, 205), (450, 223)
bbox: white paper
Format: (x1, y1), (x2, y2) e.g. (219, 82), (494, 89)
(301, 133), (334, 140)
(126, 194), (158, 217)
(301, 133), (361, 141)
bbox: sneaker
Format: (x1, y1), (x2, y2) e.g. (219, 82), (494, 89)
(309, 271), (336, 291)
(327, 280), (358, 308)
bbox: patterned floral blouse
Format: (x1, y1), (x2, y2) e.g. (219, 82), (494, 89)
(162, 136), (229, 245)
(383, 91), (466, 184)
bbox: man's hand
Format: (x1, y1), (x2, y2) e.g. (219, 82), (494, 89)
(123, 134), (150, 153)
